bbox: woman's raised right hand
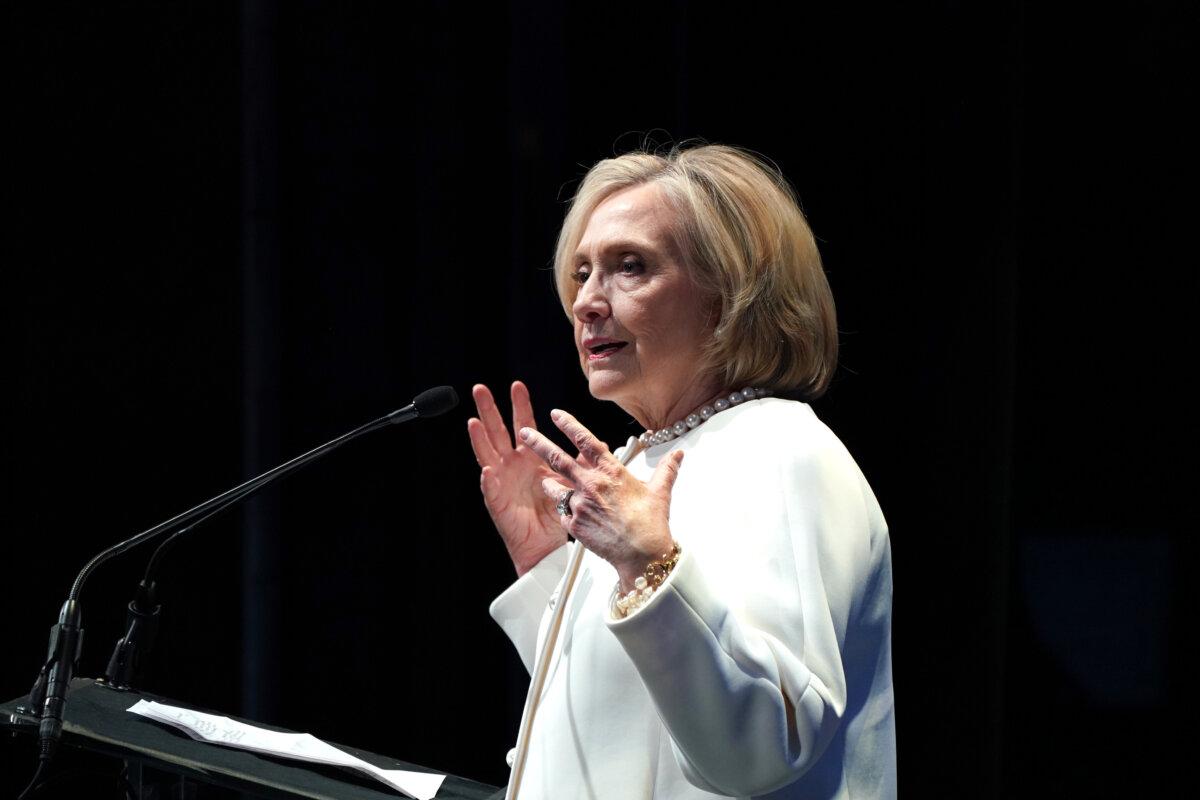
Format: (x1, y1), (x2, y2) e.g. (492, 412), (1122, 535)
(467, 381), (568, 575)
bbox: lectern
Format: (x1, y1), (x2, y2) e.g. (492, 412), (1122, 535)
(2, 678), (502, 799)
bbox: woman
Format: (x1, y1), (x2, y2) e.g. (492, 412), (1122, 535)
(468, 144), (895, 799)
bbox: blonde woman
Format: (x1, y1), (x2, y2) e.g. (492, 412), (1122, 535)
(468, 144), (895, 799)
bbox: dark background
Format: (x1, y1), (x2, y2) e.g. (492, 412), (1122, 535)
(3, 1), (1194, 796)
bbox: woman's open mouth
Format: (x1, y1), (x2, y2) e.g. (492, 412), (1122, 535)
(586, 341), (628, 360)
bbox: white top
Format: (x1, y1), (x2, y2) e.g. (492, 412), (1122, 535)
(489, 398), (896, 799)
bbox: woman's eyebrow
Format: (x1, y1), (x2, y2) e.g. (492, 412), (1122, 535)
(574, 237), (659, 262)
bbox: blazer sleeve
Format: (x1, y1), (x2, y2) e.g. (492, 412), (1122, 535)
(489, 543), (572, 674)
(607, 436), (892, 796)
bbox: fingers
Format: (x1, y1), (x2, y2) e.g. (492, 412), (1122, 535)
(649, 449), (685, 495)
(540, 476), (571, 497)
(518, 426), (581, 483)
(549, 408), (611, 465)
(480, 466), (496, 498)
(479, 466), (503, 512)
(472, 384), (514, 453)
(540, 477), (573, 510)
(511, 381), (537, 436)
(467, 417), (500, 468)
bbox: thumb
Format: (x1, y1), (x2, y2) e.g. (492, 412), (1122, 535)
(649, 449), (685, 496)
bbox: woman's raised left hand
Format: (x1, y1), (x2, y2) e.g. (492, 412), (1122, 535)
(518, 409), (685, 592)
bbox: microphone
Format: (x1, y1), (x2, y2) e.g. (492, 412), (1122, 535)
(386, 385), (460, 424)
(19, 387), (460, 793)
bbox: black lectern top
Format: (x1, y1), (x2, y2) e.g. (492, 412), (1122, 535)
(2, 679), (501, 800)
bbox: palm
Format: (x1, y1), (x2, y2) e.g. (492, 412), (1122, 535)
(493, 446), (560, 534)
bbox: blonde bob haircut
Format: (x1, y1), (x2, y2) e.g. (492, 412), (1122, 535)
(553, 143), (838, 400)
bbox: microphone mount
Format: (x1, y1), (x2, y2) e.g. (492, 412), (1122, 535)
(18, 386), (459, 795)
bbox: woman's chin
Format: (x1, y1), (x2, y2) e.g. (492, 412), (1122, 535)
(586, 369), (634, 401)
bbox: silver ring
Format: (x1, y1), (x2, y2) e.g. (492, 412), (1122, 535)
(555, 489), (575, 517)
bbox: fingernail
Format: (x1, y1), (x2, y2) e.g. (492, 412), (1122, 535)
(519, 428), (532, 441)
(550, 409), (563, 422)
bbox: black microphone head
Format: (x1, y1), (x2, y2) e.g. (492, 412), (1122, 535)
(413, 385), (459, 418)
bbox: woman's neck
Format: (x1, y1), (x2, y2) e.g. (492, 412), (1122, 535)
(622, 379), (729, 433)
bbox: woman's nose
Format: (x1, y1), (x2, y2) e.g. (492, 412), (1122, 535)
(572, 276), (610, 322)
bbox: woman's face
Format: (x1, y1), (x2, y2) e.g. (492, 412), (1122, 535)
(571, 183), (717, 426)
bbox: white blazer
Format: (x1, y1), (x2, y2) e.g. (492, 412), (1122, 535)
(490, 398), (896, 799)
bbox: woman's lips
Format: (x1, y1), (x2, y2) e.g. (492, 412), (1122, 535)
(586, 342), (628, 361)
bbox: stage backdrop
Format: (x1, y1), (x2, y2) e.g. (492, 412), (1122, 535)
(4, 1), (1191, 796)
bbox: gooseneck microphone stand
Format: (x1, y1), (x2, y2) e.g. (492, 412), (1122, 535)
(100, 486), (249, 691)
(16, 386), (458, 800)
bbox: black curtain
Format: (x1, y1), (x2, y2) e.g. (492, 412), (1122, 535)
(4, 1), (1192, 795)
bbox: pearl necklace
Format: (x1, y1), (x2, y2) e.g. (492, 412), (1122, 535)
(638, 387), (771, 447)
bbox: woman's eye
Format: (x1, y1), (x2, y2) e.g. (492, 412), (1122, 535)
(619, 259), (643, 275)
(572, 269), (590, 285)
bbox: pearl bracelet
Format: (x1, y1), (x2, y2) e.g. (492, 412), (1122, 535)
(612, 542), (682, 619)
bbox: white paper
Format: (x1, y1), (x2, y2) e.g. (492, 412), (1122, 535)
(128, 700), (446, 800)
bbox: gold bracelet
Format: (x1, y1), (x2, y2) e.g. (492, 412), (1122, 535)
(613, 542), (682, 619)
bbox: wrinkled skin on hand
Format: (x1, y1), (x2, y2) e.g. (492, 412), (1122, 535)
(518, 408), (683, 592)
(468, 383), (684, 589)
